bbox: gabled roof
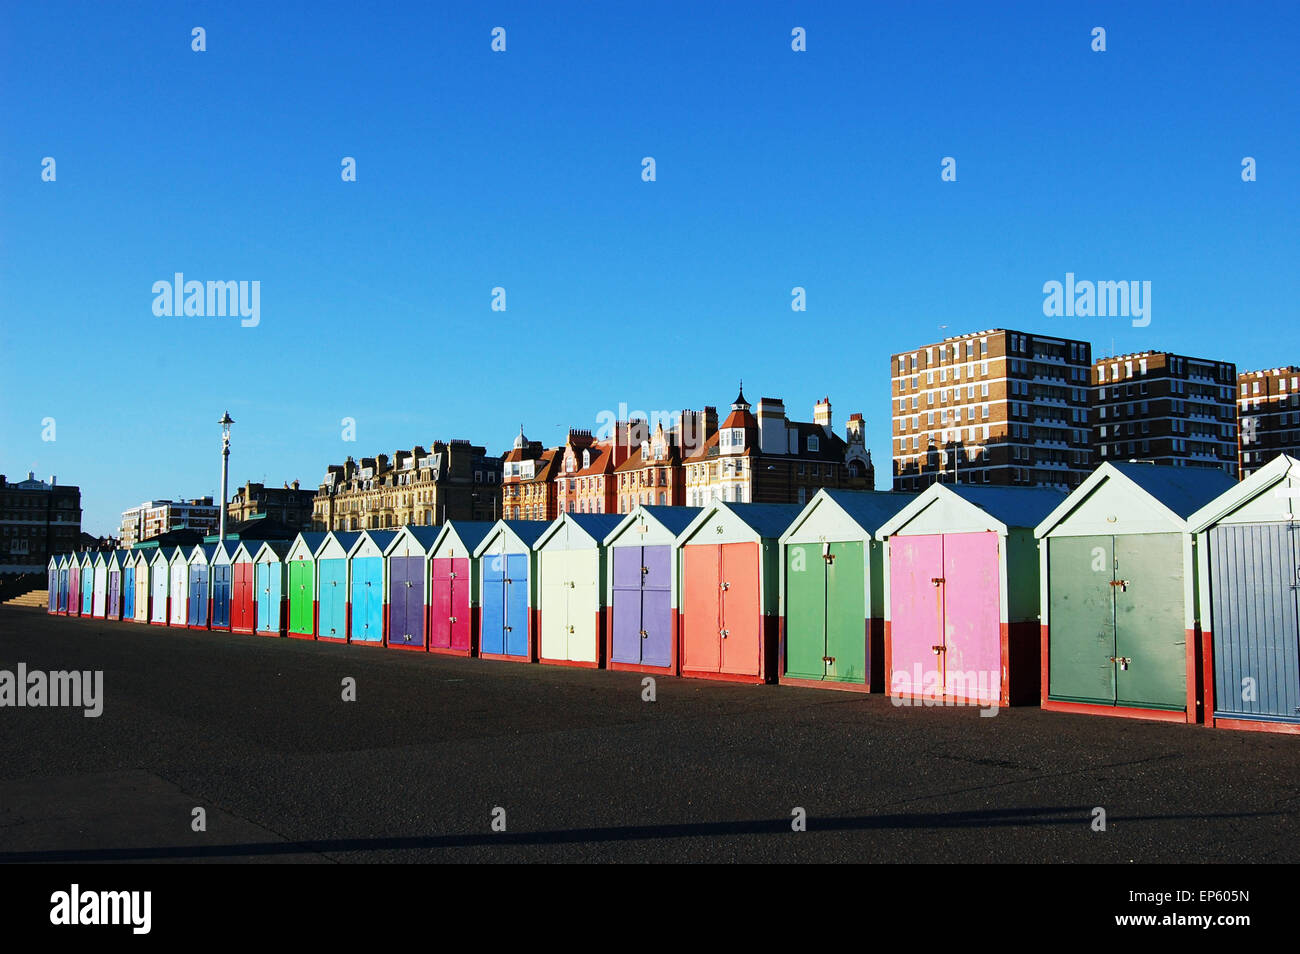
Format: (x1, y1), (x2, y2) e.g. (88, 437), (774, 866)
(613, 442), (682, 472)
(1036, 462), (1237, 537)
(253, 539), (293, 562)
(602, 505), (703, 545)
(316, 531), (361, 558)
(472, 519), (550, 556)
(1107, 461), (1237, 520)
(231, 541), (259, 562)
(781, 489), (919, 542)
(351, 529), (398, 556)
(879, 482), (1067, 538)
(1188, 453), (1300, 532)
(679, 501), (804, 543)
(431, 520), (498, 556)
(288, 532), (328, 559)
(383, 525), (442, 556)
(682, 430), (721, 464)
(535, 512), (625, 549)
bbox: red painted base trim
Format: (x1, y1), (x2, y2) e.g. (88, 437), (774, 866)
(187, 624), (209, 631)
(211, 624), (232, 633)
(254, 629), (283, 638)
(288, 631), (315, 640)
(231, 625), (255, 635)
(477, 652), (533, 664)
(386, 640), (427, 652)
(1042, 698), (1191, 724)
(777, 674), (872, 693)
(680, 668), (766, 685)
(317, 634), (348, 644)
(538, 656), (601, 669)
(347, 639), (385, 648)
(890, 689), (1002, 707)
(427, 646), (473, 657)
(1212, 716), (1300, 735)
(608, 660), (676, 675)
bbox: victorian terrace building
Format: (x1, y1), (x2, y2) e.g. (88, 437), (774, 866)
(314, 440), (501, 530)
(684, 390), (873, 506)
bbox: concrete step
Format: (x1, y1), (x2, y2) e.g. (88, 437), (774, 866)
(4, 590), (49, 607)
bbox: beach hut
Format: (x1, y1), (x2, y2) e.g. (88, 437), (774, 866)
(68, 553), (82, 616)
(312, 531), (359, 643)
(166, 546), (189, 626)
(286, 532), (326, 640)
(185, 544), (215, 629)
(383, 526), (440, 652)
(473, 521), (548, 662)
(208, 542), (235, 631)
(47, 556), (59, 614)
(534, 513), (624, 669)
(108, 550), (124, 620)
(57, 554), (70, 615)
(603, 506), (701, 675)
(91, 551), (109, 618)
(80, 552), (95, 616)
(253, 540), (291, 637)
(779, 490), (918, 692)
(427, 521), (496, 657)
(877, 484), (1065, 707)
(347, 530), (395, 645)
(229, 542), (258, 634)
(1188, 454), (1300, 733)
(1036, 462), (1234, 724)
(120, 551), (135, 620)
(677, 503), (803, 684)
(131, 551), (150, 622)
(150, 548), (172, 624)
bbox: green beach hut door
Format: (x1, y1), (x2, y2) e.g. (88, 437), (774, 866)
(1049, 534), (1186, 711)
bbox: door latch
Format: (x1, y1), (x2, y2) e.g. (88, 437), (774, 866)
(1110, 655), (1131, 670)
(720, 628), (729, 638)
(720, 582), (730, 591)
(932, 644), (945, 654)
(1109, 580), (1130, 592)
(449, 616), (457, 623)
(640, 629), (648, 638)
(568, 625), (574, 634)
(822, 655), (835, 665)
(931, 577), (944, 586)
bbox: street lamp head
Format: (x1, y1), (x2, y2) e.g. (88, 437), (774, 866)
(219, 411), (234, 428)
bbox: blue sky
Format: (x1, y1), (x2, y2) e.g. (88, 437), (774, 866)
(2, 1), (1297, 534)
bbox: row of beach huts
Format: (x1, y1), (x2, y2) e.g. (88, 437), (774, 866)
(43, 456), (1300, 733)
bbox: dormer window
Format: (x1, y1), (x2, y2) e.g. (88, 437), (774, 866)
(582, 450), (591, 469)
(808, 435), (820, 452)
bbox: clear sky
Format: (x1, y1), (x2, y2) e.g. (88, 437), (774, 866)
(2, 1), (1297, 535)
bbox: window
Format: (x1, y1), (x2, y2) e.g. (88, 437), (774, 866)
(808, 435), (819, 452)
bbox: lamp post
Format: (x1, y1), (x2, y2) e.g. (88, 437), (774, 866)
(218, 411), (234, 543)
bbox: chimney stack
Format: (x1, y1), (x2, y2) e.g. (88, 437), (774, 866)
(814, 396), (832, 431)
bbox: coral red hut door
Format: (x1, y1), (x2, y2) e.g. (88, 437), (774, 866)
(889, 534), (945, 696)
(683, 545), (722, 673)
(232, 562), (255, 632)
(719, 543), (760, 677)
